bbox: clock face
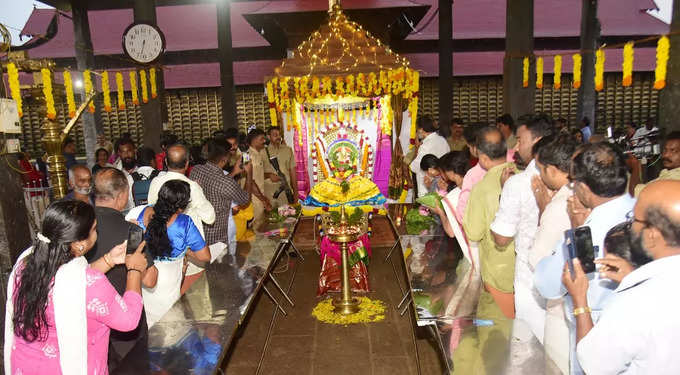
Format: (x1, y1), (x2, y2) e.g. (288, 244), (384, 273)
(122, 23), (165, 64)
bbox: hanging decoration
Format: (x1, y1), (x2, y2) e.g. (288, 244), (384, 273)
(595, 48), (605, 92)
(522, 57), (529, 88)
(63, 70), (76, 118)
(41, 68), (56, 120)
(101, 71), (112, 112)
(553, 55), (562, 90)
(116, 72), (126, 110)
(129, 71), (139, 105)
(84, 69), (95, 113)
(654, 36), (669, 90)
(149, 67), (158, 99)
(7, 63), (22, 117)
(140, 69), (149, 103)
(572, 54), (582, 89)
(267, 80), (278, 126)
(536, 57), (544, 89)
(622, 42), (634, 87)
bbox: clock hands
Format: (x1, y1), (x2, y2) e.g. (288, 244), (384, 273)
(141, 39), (146, 56)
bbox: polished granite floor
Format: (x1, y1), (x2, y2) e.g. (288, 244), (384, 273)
(222, 217), (446, 375)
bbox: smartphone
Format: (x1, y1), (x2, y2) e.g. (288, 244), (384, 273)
(564, 227), (596, 275)
(127, 224), (144, 254)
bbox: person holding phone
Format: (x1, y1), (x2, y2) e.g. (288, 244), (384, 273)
(87, 167), (158, 368)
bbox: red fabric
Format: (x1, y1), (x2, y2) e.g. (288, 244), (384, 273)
(317, 255), (370, 297)
(155, 152), (166, 170)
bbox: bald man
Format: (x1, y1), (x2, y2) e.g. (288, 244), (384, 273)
(564, 180), (680, 374)
(62, 164), (93, 205)
(148, 144), (215, 238)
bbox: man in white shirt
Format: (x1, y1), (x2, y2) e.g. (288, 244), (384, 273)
(113, 138), (139, 211)
(490, 116), (553, 366)
(531, 136), (579, 374)
(563, 180), (680, 375)
(409, 116), (450, 198)
(148, 144), (216, 237)
(535, 142), (635, 374)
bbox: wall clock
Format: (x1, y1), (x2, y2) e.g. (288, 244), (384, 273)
(122, 22), (165, 64)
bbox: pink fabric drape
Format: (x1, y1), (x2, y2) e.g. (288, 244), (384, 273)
(294, 106), (311, 197)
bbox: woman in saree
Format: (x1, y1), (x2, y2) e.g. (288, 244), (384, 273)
(134, 180), (211, 326)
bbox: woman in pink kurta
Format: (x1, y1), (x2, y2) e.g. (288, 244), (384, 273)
(6, 200), (148, 375)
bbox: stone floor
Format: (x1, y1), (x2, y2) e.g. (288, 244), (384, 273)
(222, 218), (446, 375)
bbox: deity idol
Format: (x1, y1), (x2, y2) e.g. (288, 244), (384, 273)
(302, 139), (386, 207)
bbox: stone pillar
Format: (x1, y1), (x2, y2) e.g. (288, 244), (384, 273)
(71, 0), (101, 168)
(217, 0), (238, 131)
(658, 0), (680, 132)
(503, 0), (535, 120)
(0, 158), (31, 266)
(438, 0), (453, 136)
(133, 0), (164, 152)
(576, 0), (600, 130)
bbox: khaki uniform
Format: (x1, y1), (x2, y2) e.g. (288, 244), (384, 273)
(447, 136), (467, 152)
(264, 143), (297, 208)
(248, 146), (268, 219)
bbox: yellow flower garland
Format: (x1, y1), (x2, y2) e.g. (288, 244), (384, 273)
(654, 36), (669, 90)
(63, 70), (76, 118)
(102, 71), (112, 112)
(129, 71), (139, 105)
(312, 297), (385, 325)
(7, 63), (22, 117)
(41, 69), (57, 120)
(553, 55), (562, 90)
(522, 57), (529, 88)
(116, 72), (126, 110)
(595, 48), (605, 92)
(140, 70), (149, 103)
(536, 57), (544, 89)
(150, 67), (158, 99)
(573, 54), (582, 89)
(84, 69), (95, 113)
(266, 80), (278, 126)
(622, 42), (634, 87)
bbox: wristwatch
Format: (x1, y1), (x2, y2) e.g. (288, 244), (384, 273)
(573, 306), (592, 316)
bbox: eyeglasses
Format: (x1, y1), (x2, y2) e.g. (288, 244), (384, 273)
(626, 211), (650, 227)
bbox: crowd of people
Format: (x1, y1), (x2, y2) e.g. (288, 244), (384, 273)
(5, 128), (299, 374)
(408, 113), (680, 374)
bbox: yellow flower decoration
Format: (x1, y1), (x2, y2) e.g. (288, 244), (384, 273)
(553, 55), (562, 90)
(101, 71), (112, 112)
(116, 72), (126, 110)
(312, 297), (385, 325)
(622, 42), (634, 87)
(63, 70), (76, 118)
(150, 67), (158, 99)
(536, 56), (544, 89)
(573, 54), (582, 89)
(7, 63), (22, 117)
(522, 57), (529, 88)
(41, 69), (56, 120)
(129, 71), (139, 105)
(654, 36), (669, 90)
(595, 48), (605, 92)
(140, 70), (149, 103)
(84, 69), (95, 113)
(266, 80), (278, 126)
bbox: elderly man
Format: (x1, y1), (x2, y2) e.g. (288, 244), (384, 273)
(410, 116), (450, 198)
(635, 131), (680, 196)
(535, 142), (635, 374)
(564, 180), (680, 374)
(86, 167), (157, 369)
(62, 164), (93, 205)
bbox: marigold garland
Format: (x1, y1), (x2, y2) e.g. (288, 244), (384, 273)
(41, 69), (57, 120)
(266, 80), (278, 126)
(553, 55), (562, 90)
(129, 71), (139, 105)
(522, 57), (529, 88)
(101, 71), (112, 112)
(654, 36), (669, 90)
(622, 42), (634, 87)
(312, 297), (385, 324)
(115, 72), (126, 110)
(595, 48), (605, 92)
(536, 57), (544, 89)
(140, 70), (149, 103)
(84, 70), (95, 113)
(7, 63), (22, 117)
(63, 70), (76, 118)
(572, 54), (582, 89)
(150, 67), (158, 99)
